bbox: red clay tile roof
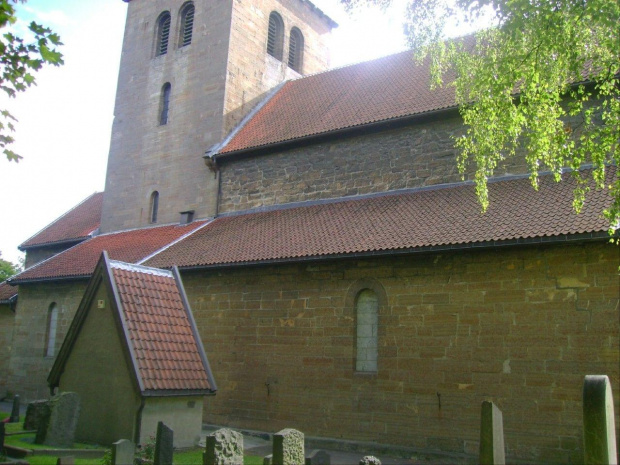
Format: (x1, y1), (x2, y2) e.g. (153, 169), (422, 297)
(145, 167), (616, 269)
(11, 221), (207, 283)
(110, 261), (214, 393)
(20, 192), (103, 249)
(0, 281), (17, 303)
(217, 49), (457, 155)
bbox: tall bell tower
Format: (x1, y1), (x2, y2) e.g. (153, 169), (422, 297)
(100, 0), (335, 233)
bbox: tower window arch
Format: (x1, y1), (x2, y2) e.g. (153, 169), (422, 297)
(288, 27), (304, 73)
(179, 2), (195, 47)
(156, 12), (171, 56)
(159, 83), (171, 125)
(45, 303), (58, 357)
(267, 12), (284, 60)
(150, 191), (160, 223)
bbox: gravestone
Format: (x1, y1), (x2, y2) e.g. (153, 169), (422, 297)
(305, 449), (331, 465)
(35, 392), (80, 448)
(24, 399), (51, 431)
(583, 375), (618, 465)
(0, 422), (5, 455)
(479, 401), (505, 465)
(204, 427), (244, 465)
(263, 454), (272, 465)
(9, 394), (20, 422)
(56, 457), (75, 465)
(112, 439), (136, 465)
(273, 428), (304, 465)
(359, 457), (381, 465)
(154, 422), (174, 465)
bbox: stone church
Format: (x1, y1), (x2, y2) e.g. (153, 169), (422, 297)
(1, 0), (618, 462)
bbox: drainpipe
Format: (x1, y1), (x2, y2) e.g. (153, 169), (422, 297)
(134, 397), (145, 445)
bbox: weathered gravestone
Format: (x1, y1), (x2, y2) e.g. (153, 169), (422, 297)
(263, 454), (272, 465)
(273, 428), (304, 465)
(479, 401), (505, 465)
(154, 421), (174, 465)
(305, 449), (331, 465)
(35, 392), (80, 448)
(112, 439), (136, 465)
(359, 456), (381, 465)
(56, 457), (75, 465)
(9, 395), (20, 423)
(204, 427), (244, 465)
(24, 399), (50, 431)
(583, 375), (618, 465)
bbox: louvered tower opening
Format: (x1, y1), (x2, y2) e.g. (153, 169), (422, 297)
(157, 13), (171, 56)
(180, 3), (195, 47)
(288, 27), (304, 73)
(267, 12), (284, 60)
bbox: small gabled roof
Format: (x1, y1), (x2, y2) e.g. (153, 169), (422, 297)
(10, 221), (208, 284)
(0, 281), (17, 305)
(49, 252), (216, 396)
(19, 192), (103, 250)
(215, 48), (458, 156)
(145, 167), (616, 269)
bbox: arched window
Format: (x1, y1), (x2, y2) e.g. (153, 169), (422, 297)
(179, 3), (195, 47)
(288, 27), (304, 73)
(150, 191), (159, 223)
(159, 83), (171, 125)
(45, 303), (58, 357)
(266, 12), (284, 61)
(355, 289), (378, 372)
(156, 12), (171, 56)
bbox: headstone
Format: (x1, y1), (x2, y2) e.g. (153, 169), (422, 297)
(35, 392), (81, 448)
(479, 401), (505, 465)
(359, 457), (381, 465)
(0, 422), (5, 455)
(305, 449), (331, 465)
(154, 421), (174, 465)
(24, 400), (51, 431)
(56, 457), (75, 465)
(9, 394), (20, 422)
(273, 428), (304, 465)
(263, 455), (272, 465)
(112, 439), (136, 465)
(204, 427), (244, 465)
(583, 375), (618, 465)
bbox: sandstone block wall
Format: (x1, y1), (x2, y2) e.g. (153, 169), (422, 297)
(0, 303), (15, 396)
(7, 282), (87, 401)
(183, 241), (619, 463)
(218, 117), (531, 214)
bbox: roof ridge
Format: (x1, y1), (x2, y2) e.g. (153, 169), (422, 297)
(137, 219), (213, 265)
(96, 219), (209, 237)
(109, 260), (172, 277)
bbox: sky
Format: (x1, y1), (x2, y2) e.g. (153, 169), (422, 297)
(0, 0), (412, 265)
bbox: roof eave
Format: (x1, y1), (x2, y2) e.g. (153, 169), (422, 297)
(18, 236), (90, 252)
(9, 274), (91, 286)
(141, 389), (216, 397)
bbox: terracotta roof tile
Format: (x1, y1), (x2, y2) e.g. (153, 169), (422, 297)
(20, 193), (103, 249)
(11, 221), (207, 283)
(109, 262), (212, 393)
(219, 49), (458, 154)
(0, 281), (17, 303)
(145, 168), (615, 269)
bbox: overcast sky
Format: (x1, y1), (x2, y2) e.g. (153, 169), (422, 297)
(0, 0), (409, 265)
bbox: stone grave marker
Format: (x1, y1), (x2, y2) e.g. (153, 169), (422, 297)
(9, 394), (20, 422)
(154, 421), (174, 465)
(112, 439), (136, 465)
(305, 449), (331, 465)
(24, 400), (50, 431)
(0, 422), (5, 455)
(479, 401), (505, 465)
(273, 428), (304, 465)
(359, 456), (381, 465)
(263, 454), (272, 465)
(35, 392), (80, 448)
(204, 427), (244, 465)
(583, 375), (618, 465)
(56, 457), (75, 465)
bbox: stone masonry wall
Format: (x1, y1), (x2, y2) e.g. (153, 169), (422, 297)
(7, 281), (87, 401)
(218, 116), (530, 214)
(0, 303), (15, 397)
(183, 241), (620, 464)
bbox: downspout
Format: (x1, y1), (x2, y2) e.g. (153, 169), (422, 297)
(134, 397), (145, 445)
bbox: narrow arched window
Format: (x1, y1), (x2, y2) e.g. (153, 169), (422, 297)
(267, 12), (284, 61)
(159, 83), (171, 125)
(156, 12), (171, 56)
(150, 191), (159, 223)
(179, 3), (195, 47)
(288, 27), (304, 73)
(45, 303), (58, 357)
(356, 289), (378, 372)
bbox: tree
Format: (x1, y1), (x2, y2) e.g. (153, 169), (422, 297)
(0, 250), (21, 281)
(0, 0), (63, 163)
(348, 0), (620, 234)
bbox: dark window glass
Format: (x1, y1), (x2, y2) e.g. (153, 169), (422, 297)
(160, 83), (171, 125)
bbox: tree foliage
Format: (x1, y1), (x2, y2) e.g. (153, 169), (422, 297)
(0, 0), (63, 163)
(0, 250), (21, 281)
(349, 0), (620, 234)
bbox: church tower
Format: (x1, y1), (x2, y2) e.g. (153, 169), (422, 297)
(100, 0), (335, 233)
